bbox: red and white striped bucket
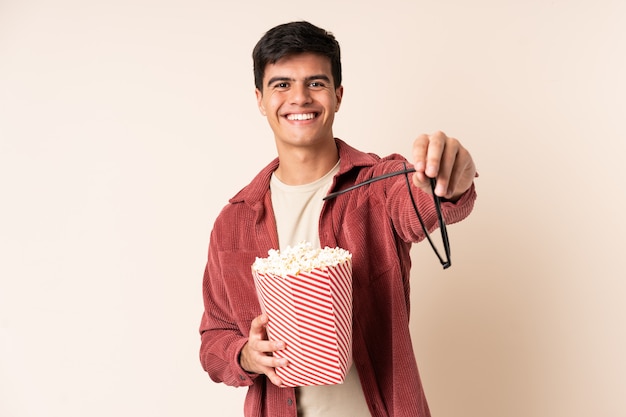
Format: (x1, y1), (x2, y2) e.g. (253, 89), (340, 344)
(252, 259), (353, 387)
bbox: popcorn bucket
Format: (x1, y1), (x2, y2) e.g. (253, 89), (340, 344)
(252, 258), (353, 387)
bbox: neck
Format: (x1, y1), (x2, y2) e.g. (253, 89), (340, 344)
(274, 139), (339, 185)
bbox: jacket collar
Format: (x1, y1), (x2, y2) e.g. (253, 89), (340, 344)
(229, 138), (378, 205)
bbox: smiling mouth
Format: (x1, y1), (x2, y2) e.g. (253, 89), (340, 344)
(286, 113), (318, 121)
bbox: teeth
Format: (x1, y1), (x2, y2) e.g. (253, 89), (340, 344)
(287, 113), (316, 121)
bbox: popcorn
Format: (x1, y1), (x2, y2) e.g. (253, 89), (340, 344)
(251, 241), (353, 387)
(252, 241), (352, 276)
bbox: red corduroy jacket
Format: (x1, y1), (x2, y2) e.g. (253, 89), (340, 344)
(199, 139), (477, 417)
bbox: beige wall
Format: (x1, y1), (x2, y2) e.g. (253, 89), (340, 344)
(1, 0), (625, 416)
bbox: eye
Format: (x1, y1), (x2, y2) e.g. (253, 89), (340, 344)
(309, 81), (325, 88)
(276, 82), (289, 89)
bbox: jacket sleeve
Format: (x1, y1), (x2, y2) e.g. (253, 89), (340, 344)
(383, 158), (477, 243)
(198, 227), (259, 388)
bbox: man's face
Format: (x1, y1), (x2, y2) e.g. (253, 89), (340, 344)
(255, 53), (343, 152)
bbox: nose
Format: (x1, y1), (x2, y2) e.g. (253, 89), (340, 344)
(289, 82), (312, 105)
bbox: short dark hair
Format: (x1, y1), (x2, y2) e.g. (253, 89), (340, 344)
(252, 21), (342, 91)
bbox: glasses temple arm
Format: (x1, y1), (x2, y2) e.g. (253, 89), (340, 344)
(323, 168), (417, 200)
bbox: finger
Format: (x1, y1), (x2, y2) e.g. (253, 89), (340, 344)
(412, 172), (432, 194)
(412, 133), (430, 177)
(433, 137), (460, 197)
(249, 313), (269, 337)
(245, 353), (287, 387)
(248, 314), (272, 346)
(248, 347), (288, 368)
(446, 149), (477, 200)
(262, 351), (289, 387)
(240, 339), (288, 374)
(265, 368), (284, 387)
(248, 338), (286, 355)
(424, 131), (447, 178)
(442, 147), (468, 198)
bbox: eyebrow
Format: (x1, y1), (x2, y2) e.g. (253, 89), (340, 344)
(266, 74), (332, 88)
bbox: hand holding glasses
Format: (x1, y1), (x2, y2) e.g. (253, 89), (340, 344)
(323, 163), (451, 269)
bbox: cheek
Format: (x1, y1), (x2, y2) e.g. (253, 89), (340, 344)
(325, 98), (340, 116)
(264, 95), (283, 116)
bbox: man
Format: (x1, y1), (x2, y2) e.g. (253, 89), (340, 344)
(199, 21), (477, 417)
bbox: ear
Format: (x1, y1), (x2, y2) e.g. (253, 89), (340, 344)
(334, 85), (344, 112)
(255, 88), (266, 116)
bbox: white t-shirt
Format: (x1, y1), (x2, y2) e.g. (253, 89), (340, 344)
(270, 161), (371, 416)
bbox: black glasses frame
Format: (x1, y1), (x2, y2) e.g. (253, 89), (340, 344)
(323, 163), (451, 269)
